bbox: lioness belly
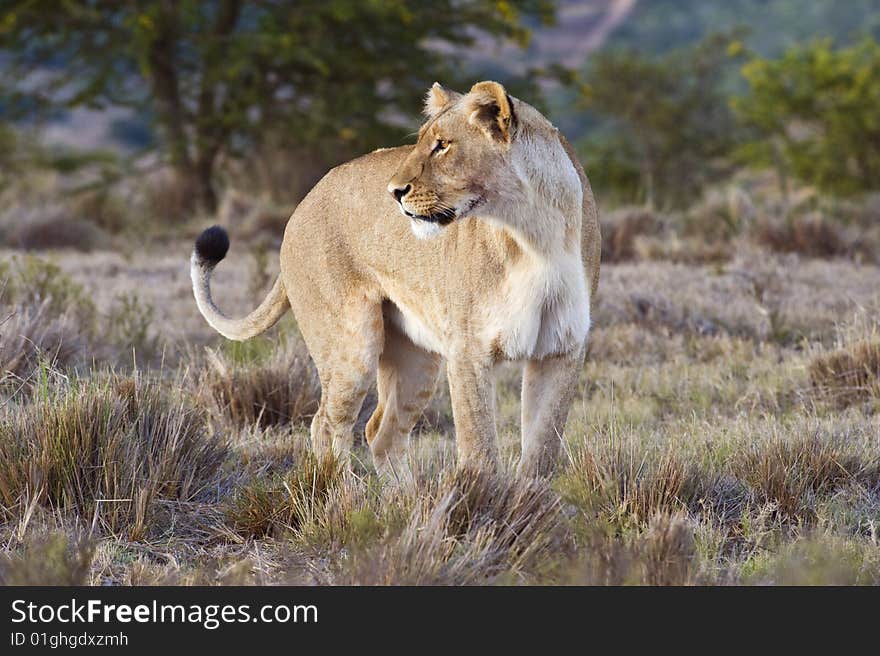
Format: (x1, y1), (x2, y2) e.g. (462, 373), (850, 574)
(385, 301), (447, 356)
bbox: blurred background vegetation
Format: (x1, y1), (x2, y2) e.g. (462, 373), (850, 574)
(1, 0), (879, 242)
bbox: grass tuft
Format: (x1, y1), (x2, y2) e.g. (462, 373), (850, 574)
(341, 468), (564, 585)
(199, 336), (320, 429)
(808, 340), (880, 408)
(225, 454), (343, 539)
(0, 375), (226, 538)
(733, 432), (874, 522)
(559, 434), (705, 529)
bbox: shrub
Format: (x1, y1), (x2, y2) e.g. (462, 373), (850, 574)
(752, 213), (847, 258)
(600, 207), (658, 262)
(0, 532), (95, 586)
(0, 375), (227, 538)
(70, 189), (128, 234)
(0, 256), (95, 387)
(1, 255), (96, 329)
(106, 292), (159, 363)
(5, 211), (107, 252)
(736, 39), (880, 196)
(0, 303), (87, 389)
(581, 33), (743, 207)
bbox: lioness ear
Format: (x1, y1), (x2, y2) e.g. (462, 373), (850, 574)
(467, 81), (517, 144)
(424, 82), (462, 117)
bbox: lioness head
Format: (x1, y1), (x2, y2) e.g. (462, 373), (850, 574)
(388, 81), (518, 239)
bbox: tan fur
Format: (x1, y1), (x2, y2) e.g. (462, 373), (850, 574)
(191, 81), (601, 478)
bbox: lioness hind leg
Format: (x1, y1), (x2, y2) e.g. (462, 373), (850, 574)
(305, 303), (384, 464)
(366, 324), (441, 479)
(517, 351), (584, 478)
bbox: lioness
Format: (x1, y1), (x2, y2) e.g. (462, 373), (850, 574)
(191, 81), (600, 477)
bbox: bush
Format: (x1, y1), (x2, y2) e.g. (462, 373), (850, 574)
(70, 189), (128, 234)
(753, 213), (848, 258)
(106, 292), (159, 363)
(736, 39), (880, 196)
(600, 207), (658, 263)
(0, 256), (96, 388)
(0, 375), (227, 538)
(0, 303), (87, 389)
(5, 211), (107, 252)
(0, 532), (95, 586)
(580, 33), (743, 207)
(0, 255), (96, 328)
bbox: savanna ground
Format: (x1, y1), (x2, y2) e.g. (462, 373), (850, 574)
(1, 169), (879, 585)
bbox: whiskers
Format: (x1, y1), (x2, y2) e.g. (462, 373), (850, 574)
(427, 201), (457, 225)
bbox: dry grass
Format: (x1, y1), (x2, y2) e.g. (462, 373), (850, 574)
(198, 336), (320, 429)
(341, 468), (564, 585)
(809, 340), (880, 408)
(0, 303), (87, 388)
(0, 374), (226, 539)
(225, 454), (342, 539)
(559, 432), (706, 528)
(733, 431), (877, 522)
(0, 532), (95, 586)
(568, 512), (702, 585)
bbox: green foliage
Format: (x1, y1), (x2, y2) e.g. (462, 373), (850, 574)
(604, 0), (880, 57)
(0, 0), (552, 211)
(579, 33), (745, 207)
(735, 39), (880, 195)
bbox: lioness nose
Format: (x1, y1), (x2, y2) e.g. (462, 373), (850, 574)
(389, 183), (411, 203)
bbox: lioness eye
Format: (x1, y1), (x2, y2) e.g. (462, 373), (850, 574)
(432, 139), (449, 154)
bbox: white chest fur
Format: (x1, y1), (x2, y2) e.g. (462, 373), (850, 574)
(387, 245), (590, 362)
(479, 246), (590, 361)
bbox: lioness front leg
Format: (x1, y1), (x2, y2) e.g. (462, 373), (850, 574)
(446, 357), (500, 471)
(518, 350), (584, 477)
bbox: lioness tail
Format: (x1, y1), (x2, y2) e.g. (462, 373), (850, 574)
(190, 226), (289, 341)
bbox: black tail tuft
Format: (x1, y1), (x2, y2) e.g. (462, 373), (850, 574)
(194, 225), (230, 266)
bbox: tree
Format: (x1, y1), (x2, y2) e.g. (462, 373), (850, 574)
(735, 39), (880, 196)
(578, 33), (744, 208)
(0, 0), (553, 212)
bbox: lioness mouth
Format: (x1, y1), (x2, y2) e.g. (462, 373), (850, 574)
(403, 208), (456, 226)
